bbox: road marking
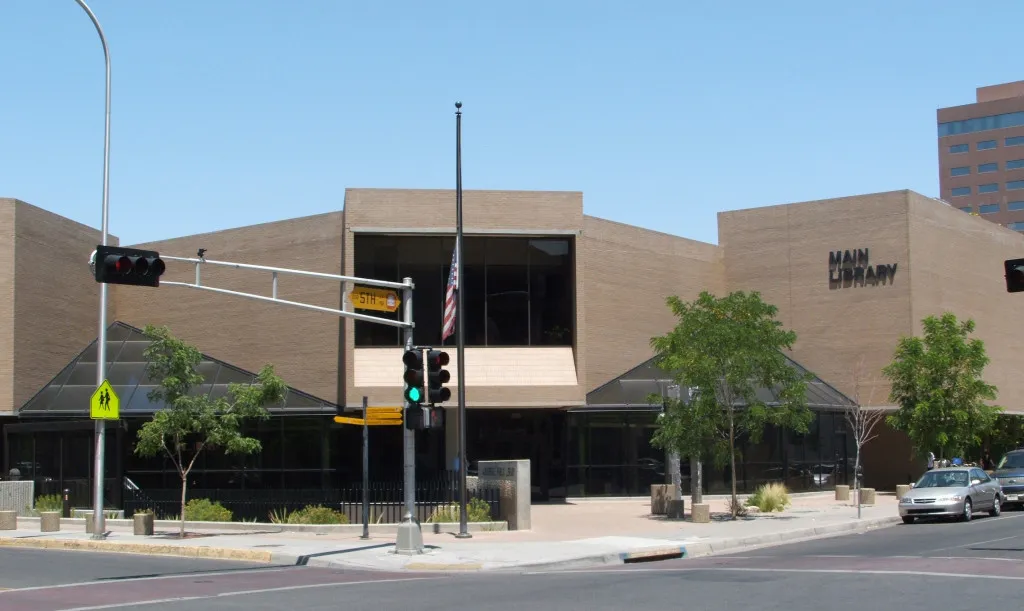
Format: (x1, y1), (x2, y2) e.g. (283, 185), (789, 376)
(57, 576), (443, 610)
(525, 567), (1024, 581)
(0, 566), (299, 595)
(920, 533), (1024, 555)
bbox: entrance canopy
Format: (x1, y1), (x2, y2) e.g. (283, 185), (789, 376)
(583, 353), (857, 411)
(19, 322), (338, 417)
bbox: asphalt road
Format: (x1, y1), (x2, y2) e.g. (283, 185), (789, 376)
(2, 510), (1023, 610)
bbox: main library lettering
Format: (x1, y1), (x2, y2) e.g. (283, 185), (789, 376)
(828, 248), (897, 288)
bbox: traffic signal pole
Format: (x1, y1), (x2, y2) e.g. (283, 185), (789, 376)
(73, 0), (112, 541)
(397, 278), (423, 554)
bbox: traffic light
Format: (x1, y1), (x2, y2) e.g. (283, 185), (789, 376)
(93, 245), (166, 287)
(404, 405), (429, 430)
(425, 350), (451, 404)
(1005, 258), (1024, 293)
(403, 349), (424, 405)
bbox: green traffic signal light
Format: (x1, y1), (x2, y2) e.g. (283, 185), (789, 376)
(406, 386), (422, 403)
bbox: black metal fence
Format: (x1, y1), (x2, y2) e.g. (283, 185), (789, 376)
(121, 471), (502, 524)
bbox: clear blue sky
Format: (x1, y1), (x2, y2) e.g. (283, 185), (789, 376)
(2, 0), (1022, 247)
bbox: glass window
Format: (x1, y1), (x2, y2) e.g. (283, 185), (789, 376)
(979, 163), (998, 173)
(959, 206), (973, 212)
(951, 187), (971, 196)
(938, 111), (1024, 137)
(353, 234), (574, 347)
(528, 239), (574, 346)
(979, 203), (1000, 214)
(951, 166), (971, 176)
(1007, 159), (1024, 170)
(949, 143), (969, 154)
(485, 238), (530, 346)
(978, 140), (998, 150)
(1009, 180), (1024, 190)
(1009, 222), (1024, 231)
(979, 183), (999, 193)
(1007, 136), (1024, 147)
(1008, 201), (1024, 211)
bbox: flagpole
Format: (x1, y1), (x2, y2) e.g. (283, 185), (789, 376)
(454, 101), (471, 539)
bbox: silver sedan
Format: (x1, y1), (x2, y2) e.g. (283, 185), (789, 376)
(898, 466), (1003, 523)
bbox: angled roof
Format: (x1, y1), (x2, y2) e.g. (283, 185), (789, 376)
(583, 353), (857, 411)
(19, 322), (338, 417)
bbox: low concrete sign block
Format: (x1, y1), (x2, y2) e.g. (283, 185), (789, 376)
(478, 459), (531, 530)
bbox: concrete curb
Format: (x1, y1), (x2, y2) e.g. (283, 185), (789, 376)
(0, 536), (273, 563)
(10, 516), (507, 535)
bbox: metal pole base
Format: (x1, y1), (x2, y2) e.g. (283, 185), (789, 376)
(395, 519), (424, 555)
(454, 531), (472, 539)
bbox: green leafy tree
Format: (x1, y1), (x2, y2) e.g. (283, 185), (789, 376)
(134, 325), (287, 537)
(977, 415), (1024, 463)
(882, 312), (1001, 460)
(649, 291), (813, 518)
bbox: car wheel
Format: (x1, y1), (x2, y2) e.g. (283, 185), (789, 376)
(990, 495), (1002, 517)
(901, 516), (914, 524)
(960, 498), (973, 522)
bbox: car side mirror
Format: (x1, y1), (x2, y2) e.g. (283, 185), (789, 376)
(971, 479), (981, 485)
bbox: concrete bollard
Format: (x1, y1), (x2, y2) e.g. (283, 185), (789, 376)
(835, 485), (850, 501)
(666, 499), (685, 520)
(39, 511), (60, 533)
(691, 503), (711, 523)
(0, 510), (16, 530)
(859, 488), (876, 505)
(133, 512), (155, 536)
(895, 484), (912, 499)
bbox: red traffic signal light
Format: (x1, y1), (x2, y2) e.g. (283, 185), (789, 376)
(426, 349), (451, 404)
(93, 245), (165, 287)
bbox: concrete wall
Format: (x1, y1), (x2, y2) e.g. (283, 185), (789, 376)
(719, 190), (914, 405)
(580, 216), (724, 391)
(114, 212), (345, 404)
(906, 192), (1024, 414)
(6, 200), (112, 413)
(0, 200), (14, 413)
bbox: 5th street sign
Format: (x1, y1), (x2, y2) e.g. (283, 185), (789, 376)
(349, 286), (401, 313)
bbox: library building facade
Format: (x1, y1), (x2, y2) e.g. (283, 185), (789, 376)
(2, 188), (1023, 506)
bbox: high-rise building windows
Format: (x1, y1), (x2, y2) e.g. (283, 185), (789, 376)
(979, 163), (999, 173)
(938, 110), (1024, 136)
(1007, 159), (1024, 170)
(950, 143), (970, 153)
(960, 206), (973, 212)
(979, 203), (1000, 214)
(1008, 222), (1024, 231)
(951, 187), (972, 196)
(1008, 180), (1024, 190)
(978, 140), (998, 150)
(1008, 201), (1024, 211)
(951, 166), (971, 176)
(1006, 136), (1024, 147)
(979, 183), (999, 193)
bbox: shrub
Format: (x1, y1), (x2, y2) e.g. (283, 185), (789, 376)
(268, 507), (291, 524)
(34, 494), (62, 513)
(745, 482), (791, 512)
(285, 505), (349, 525)
(183, 498), (233, 522)
(427, 498), (492, 523)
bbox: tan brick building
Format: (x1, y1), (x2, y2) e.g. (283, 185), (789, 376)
(2, 188), (1022, 503)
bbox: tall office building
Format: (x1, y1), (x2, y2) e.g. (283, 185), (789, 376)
(937, 80), (1024, 230)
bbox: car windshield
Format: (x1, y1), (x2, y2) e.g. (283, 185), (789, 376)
(915, 470), (969, 488)
(997, 453), (1024, 469)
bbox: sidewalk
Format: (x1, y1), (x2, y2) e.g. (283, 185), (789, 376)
(0, 492), (900, 572)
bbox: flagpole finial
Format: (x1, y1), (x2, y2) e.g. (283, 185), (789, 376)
(455, 101), (462, 111)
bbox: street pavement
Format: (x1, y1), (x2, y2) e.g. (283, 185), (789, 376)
(2, 510), (1023, 609)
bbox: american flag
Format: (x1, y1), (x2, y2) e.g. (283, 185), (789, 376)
(442, 245), (459, 341)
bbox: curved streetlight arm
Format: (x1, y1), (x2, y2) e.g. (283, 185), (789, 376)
(73, 0), (111, 244)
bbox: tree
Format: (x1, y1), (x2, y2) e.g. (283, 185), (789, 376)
(844, 357), (887, 518)
(134, 325), (287, 537)
(649, 291), (814, 518)
(882, 312), (1001, 460)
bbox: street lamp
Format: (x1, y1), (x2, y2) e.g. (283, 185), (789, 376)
(73, 0), (112, 541)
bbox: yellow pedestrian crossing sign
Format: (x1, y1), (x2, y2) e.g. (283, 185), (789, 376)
(90, 379), (120, 420)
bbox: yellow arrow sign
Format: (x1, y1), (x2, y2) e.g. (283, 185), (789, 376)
(334, 416), (403, 426)
(365, 408), (402, 419)
(90, 379), (120, 420)
(349, 286), (401, 313)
